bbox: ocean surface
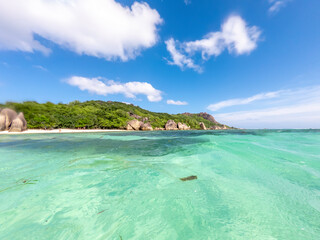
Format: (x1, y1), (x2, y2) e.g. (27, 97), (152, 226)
(0, 130), (320, 240)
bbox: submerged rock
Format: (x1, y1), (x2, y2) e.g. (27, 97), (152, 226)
(180, 175), (198, 181)
(9, 113), (27, 132)
(165, 120), (178, 130)
(0, 108), (18, 131)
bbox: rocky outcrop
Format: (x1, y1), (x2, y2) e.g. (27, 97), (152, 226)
(0, 108), (18, 131)
(126, 119), (143, 130)
(9, 113), (27, 132)
(140, 122), (153, 131)
(165, 120), (178, 130)
(198, 112), (217, 124)
(178, 122), (190, 130)
(210, 125), (228, 130)
(199, 122), (206, 130)
(142, 117), (149, 122)
(154, 127), (165, 131)
(128, 112), (142, 119)
(182, 112), (217, 124)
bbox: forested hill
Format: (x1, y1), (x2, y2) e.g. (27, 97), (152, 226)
(0, 101), (230, 130)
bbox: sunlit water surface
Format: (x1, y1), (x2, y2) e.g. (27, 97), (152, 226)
(0, 130), (320, 239)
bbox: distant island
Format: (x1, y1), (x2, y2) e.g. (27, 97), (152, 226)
(0, 101), (232, 132)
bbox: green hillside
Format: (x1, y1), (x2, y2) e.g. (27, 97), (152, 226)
(0, 101), (229, 130)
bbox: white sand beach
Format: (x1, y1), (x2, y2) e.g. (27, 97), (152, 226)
(0, 129), (126, 135)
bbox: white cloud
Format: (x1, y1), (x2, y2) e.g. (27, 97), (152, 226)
(33, 65), (47, 71)
(66, 76), (162, 102)
(268, 0), (289, 13)
(184, 0), (191, 5)
(212, 86), (320, 129)
(0, 0), (162, 61)
(167, 99), (188, 105)
(165, 15), (261, 72)
(207, 91), (282, 111)
(165, 38), (202, 73)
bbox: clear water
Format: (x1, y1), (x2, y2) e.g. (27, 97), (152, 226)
(0, 130), (320, 240)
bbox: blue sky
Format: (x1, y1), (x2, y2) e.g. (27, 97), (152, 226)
(0, 0), (320, 128)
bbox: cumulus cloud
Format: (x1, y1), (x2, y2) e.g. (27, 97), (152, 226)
(165, 15), (261, 72)
(165, 38), (202, 73)
(207, 91), (282, 111)
(167, 99), (188, 105)
(0, 0), (162, 61)
(212, 86), (320, 129)
(66, 76), (162, 102)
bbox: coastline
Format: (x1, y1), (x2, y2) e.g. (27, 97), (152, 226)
(0, 129), (126, 135)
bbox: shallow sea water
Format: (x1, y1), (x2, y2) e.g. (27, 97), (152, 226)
(0, 130), (320, 240)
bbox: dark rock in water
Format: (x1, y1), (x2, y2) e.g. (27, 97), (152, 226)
(180, 175), (197, 181)
(97, 209), (106, 215)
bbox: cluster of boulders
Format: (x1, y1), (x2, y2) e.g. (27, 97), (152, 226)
(164, 120), (191, 130)
(126, 119), (191, 131)
(0, 108), (27, 132)
(125, 111), (229, 131)
(126, 119), (153, 131)
(210, 125), (228, 130)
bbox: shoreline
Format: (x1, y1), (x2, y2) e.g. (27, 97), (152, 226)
(0, 129), (126, 135)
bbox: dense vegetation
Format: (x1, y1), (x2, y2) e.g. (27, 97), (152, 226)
(0, 101), (227, 129)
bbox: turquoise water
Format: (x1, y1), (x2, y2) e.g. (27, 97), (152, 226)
(0, 130), (320, 240)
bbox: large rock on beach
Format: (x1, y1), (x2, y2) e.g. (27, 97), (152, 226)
(126, 124), (134, 130)
(165, 120), (178, 130)
(9, 113), (27, 132)
(178, 122), (190, 130)
(140, 122), (153, 131)
(210, 125), (228, 130)
(0, 108), (18, 131)
(199, 122), (207, 130)
(126, 119), (143, 130)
